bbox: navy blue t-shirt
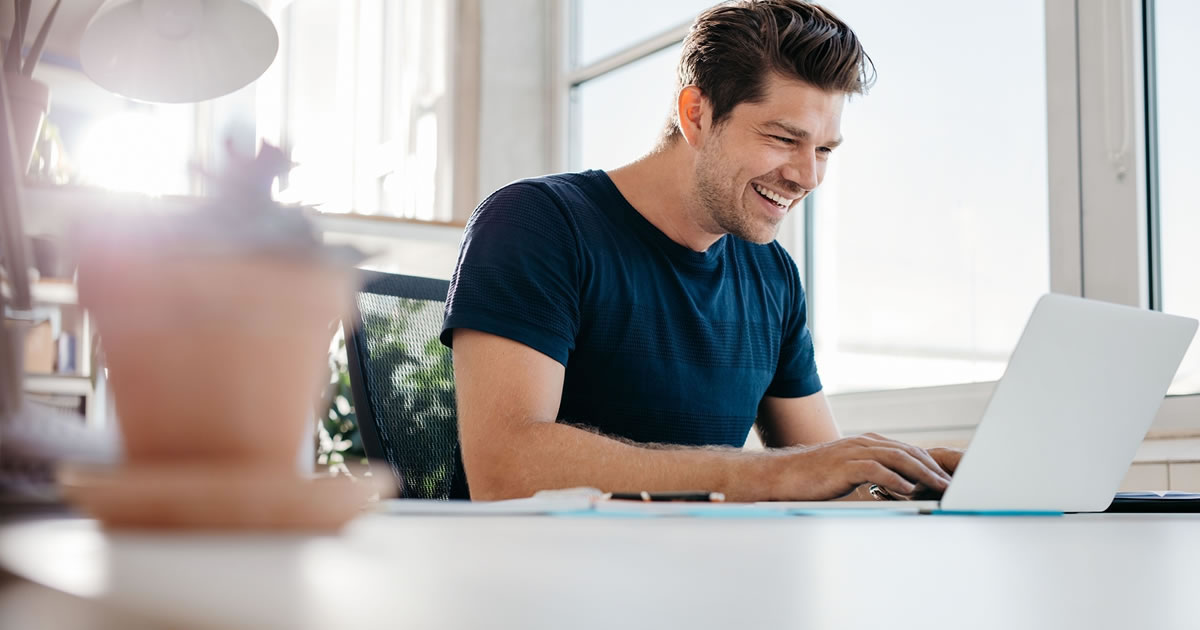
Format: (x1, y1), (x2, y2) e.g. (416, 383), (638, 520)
(440, 170), (821, 447)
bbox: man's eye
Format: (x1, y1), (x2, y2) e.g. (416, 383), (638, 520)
(817, 146), (834, 155)
(771, 135), (796, 145)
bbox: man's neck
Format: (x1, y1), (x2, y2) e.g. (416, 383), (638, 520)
(606, 142), (724, 253)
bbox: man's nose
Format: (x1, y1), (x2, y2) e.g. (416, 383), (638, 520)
(780, 149), (819, 194)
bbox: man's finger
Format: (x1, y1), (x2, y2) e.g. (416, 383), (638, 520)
(929, 447), (964, 474)
(893, 442), (951, 483)
(850, 460), (915, 496)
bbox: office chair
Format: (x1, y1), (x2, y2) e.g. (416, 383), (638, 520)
(343, 271), (469, 500)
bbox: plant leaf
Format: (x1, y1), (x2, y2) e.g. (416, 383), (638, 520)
(4, 0), (25, 73)
(22, 0), (60, 77)
(14, 0), (30, 56)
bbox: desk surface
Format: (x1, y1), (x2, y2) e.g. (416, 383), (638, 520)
(2, 512), (1199, 629)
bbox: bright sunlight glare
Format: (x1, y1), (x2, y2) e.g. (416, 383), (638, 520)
(77, 110), (191, 196)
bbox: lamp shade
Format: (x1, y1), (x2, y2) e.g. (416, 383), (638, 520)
(80, 0), (279, 103)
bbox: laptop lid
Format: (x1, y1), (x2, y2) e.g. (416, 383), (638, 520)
(939, 294), (1197, 512)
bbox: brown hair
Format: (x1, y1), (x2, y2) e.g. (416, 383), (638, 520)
(665, 0), (874, 141)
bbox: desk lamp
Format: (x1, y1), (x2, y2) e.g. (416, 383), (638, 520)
(80, 0), (279, 103)
(0, 1), (287, 502)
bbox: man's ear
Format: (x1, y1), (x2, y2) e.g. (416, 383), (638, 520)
(677, 85), (708, 148)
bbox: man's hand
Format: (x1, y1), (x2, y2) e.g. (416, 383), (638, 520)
(772, 433), (954, 500)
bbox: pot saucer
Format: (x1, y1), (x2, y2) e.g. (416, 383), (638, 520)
(58, 463), (395, 531)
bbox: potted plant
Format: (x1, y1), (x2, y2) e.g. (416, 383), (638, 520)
(63, 142), (386, 530)
(4, 0), (60, 170)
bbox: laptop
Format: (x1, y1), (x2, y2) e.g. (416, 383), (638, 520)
(767, 293), (1198, 514)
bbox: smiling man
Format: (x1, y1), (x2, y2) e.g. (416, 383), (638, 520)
(441, 0), (960, 501)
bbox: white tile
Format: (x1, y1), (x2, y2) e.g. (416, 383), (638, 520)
(1132, 438), (1200, 463)
(1120, 463), (1169, 492)
(1168, 463), (1200, 492)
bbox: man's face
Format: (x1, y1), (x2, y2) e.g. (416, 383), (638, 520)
(692, 73), (845, 244)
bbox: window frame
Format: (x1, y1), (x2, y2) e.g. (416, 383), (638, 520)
(553, 0), (1200, 438)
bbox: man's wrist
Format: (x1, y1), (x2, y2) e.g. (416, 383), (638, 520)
(737, 449), (794, 502)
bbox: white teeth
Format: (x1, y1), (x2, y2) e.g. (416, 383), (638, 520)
(753, 183), (791, 208)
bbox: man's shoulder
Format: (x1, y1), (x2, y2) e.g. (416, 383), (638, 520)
(467, 171), (602, 227)
(481, 171), (609, 214)
(468, 170), (616, 242)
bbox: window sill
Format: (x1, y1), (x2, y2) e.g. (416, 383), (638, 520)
(830, 382), (1200, 461)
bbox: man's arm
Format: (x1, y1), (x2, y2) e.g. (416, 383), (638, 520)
(453, 329), (954, 501)
(756, 392), (841, 448)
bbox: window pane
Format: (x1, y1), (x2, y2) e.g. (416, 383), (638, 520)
(573, 0), (714, 68)
(1155, 0), (1200, 395)
(279, 0), (450, 221)
(76, 104), (194, 196)
(808, 0), (1050, 394)
(572, 45), (679, 170)
(279, 1), (353, 211)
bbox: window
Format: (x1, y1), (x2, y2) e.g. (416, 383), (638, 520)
(568, 1), (716, 170)
(572, 45), (679, 170)
(1151, 0), (1200, 395)
(807, 0), (1050, 394)
(33, 63), (199, 196)
(74, 103), (195, 196)
(573, 0), (715, 67)
(264, 0), (455, 221)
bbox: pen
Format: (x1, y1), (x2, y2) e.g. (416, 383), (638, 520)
(607, 491), (726, 502)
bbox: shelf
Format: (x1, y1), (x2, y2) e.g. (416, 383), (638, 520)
(22, 373), (92, 397)
(19, 184), (205, 236)
(31, 280), (77, 305)
(2, 279), (77, 306)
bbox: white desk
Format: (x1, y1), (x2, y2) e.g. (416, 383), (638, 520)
(2, 512), (1199, 629)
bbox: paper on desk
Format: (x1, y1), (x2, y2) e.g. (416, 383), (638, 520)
(376, 495), (596, 516)
(375, 487), (603, 515)
(1114, 491), (1200, 499)
(377, 493), (923, 518)
(378, 497), (795, 518)
(754, 501), (926, 516)
(587, 501), (789, 518)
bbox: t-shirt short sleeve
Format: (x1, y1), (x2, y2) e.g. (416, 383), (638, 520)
(440, 182), (581, 366)
(764, 256), (822, 398)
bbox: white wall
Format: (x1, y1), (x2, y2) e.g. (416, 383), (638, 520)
(475, 0), (554, 205)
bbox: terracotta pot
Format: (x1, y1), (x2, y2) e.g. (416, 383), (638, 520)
(77, 248), (358, 471)
(4, 72), (49, 172)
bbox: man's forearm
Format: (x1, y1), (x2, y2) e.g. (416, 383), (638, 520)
(450, 331), (953, 502)
(463, 420), (787, 502)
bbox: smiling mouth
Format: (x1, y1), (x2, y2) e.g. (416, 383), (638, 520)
(752, 183), (794, 209)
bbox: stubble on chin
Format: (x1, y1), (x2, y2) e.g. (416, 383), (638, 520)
(724, 213), (780, 244)
(695, 161), (775, 244)
(709, 187), (781, 245)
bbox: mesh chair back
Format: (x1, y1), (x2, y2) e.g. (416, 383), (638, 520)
(344, 272), (469, 500)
